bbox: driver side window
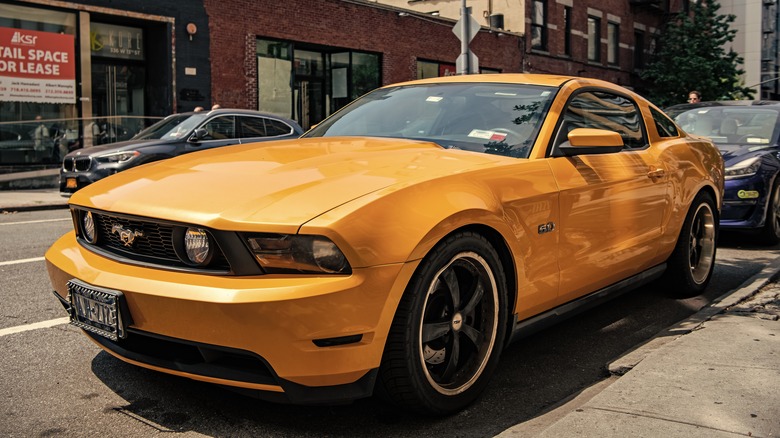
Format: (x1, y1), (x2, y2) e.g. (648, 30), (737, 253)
(554, 91), (646, 150)
(201, 116), (236, 140)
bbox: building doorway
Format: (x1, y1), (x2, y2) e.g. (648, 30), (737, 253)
(91, 62), (145, 144)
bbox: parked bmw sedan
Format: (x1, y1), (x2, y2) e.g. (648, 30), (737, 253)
(60, 109), (303, 195)
(46, 74), (723, 415)
(666, 101), (780, 244)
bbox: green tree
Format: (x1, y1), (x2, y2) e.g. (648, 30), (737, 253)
(641, 0), (753, 107)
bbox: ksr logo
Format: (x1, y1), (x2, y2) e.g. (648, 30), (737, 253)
(11, 31), (38, 46)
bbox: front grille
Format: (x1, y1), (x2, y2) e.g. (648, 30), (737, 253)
(82, 211), (231, 272)
(97, 214), (177, 260)
(63, 156), (92, 172)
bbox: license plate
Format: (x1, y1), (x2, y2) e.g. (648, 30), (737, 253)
(66, 178), (77, 189)
(67, 279), (126, 341)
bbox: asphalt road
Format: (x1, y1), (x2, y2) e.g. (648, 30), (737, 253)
(1, 209), (778, 437)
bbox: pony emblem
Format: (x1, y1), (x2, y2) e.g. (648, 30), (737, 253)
(111, 224), (144, 247)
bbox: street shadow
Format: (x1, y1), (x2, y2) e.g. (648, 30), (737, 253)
(88, 245), (779, 437)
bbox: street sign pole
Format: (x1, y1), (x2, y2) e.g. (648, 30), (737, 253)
(453, 0), (479, 75)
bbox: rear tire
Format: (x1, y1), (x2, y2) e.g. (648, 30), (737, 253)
(662, 191), (717, 297)
(377, 232), (508, 415)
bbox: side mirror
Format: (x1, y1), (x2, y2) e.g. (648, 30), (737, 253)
(557, 128), (625, 156)
(188, 128), (208, 143)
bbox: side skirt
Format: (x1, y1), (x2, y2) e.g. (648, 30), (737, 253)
(507, 263), (667, 344)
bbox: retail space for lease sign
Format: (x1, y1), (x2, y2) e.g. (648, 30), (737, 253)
(0, 27), (76, 104)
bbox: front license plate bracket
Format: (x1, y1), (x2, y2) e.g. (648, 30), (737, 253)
(67, 279), (128, 341)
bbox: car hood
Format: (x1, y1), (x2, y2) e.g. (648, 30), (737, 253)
(717, 143), (779, 166)
(65, 138), (168, 158)
(70, 136), (508, 232)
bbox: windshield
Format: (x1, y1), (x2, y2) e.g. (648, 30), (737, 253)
(304, 83), (557, 158)
(133, 113), (207, 141)
(672, 107), (780, 145)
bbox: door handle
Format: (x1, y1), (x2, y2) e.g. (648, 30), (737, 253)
(647, 168), (665, 180)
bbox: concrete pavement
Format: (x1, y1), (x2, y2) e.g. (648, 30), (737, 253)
(1, 189), (779, 436)
(498, 259), (780, 438)
(0, 188), (68, 212)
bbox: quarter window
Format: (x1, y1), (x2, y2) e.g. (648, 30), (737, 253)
(554, 91), (646, 150)
(651, 108), (679, 138)
(265, 119), (294, 136)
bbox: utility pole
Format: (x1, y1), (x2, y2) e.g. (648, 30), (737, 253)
(453, 0), (479, 75)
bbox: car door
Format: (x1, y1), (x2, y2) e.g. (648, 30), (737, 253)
(547, 89), (670, 304)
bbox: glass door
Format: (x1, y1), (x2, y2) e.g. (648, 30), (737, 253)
(92, 63), (145, 144)
(293, 50), (324, 130)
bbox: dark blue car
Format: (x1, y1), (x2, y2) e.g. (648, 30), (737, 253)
(666, 101), (780, 245)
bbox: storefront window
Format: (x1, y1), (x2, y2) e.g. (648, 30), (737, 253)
(256, 39), (293, 119)
(256, 38), (381, 130)
(351, 52), (379, 100)
(0, 4), (77, 165)
(417, 60), (499, 78)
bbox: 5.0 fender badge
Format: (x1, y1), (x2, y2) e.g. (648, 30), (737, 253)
(538, 222), (555, 234)
(111, 224), (144, 247)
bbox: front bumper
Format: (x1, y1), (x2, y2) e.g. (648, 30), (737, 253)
(721, 176), (769, 229)
(46, 231), (416, 404)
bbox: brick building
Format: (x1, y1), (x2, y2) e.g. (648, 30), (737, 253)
(203, 0), (523, 129)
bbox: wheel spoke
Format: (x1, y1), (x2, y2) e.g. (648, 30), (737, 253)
(461, 282), (484, 315)
(440, 332), (461, 382)
(422, 320), (451, 343)
(441, 269), (460, 309)
(460, 323), (483, 348)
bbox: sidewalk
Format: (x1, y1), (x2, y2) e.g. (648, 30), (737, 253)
(498, 259), (780, 438)
(0, 189), (68, 212)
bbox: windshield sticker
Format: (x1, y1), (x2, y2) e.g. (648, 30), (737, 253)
(468, 129), (508, 141)
(426, 96), (443, 102)
(747, 138), (769, 144)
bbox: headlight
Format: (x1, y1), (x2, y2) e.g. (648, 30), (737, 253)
(95, 151), (140, 163)
(81, 211), (97, 244)
(725, 156), (761, 180)
(183, 227), (212, 265)
(246, 234), (351, 274)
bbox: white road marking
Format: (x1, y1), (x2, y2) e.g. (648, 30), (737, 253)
(0, 256), (45, 266)
(1, 218), (70, 226)
(0, 317), (70, 338)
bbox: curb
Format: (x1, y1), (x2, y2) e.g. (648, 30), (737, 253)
(607, 255), (780, 375)
(1, 203), (69, 213)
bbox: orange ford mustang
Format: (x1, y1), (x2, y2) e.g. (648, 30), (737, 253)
(46, 74), (724, 415)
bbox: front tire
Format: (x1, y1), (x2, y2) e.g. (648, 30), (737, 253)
(377, 232), (508, 415)
(663, 191), (717, 296)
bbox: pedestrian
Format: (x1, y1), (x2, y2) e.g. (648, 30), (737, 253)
(194, 106), (204, 112)
(32, 115), (49, 152)
(211, 104), (221, 110)
(687, 90), (701, 104)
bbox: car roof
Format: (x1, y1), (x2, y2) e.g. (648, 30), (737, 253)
(171, 109), (302, 130)
(388, 73), (580, 88)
